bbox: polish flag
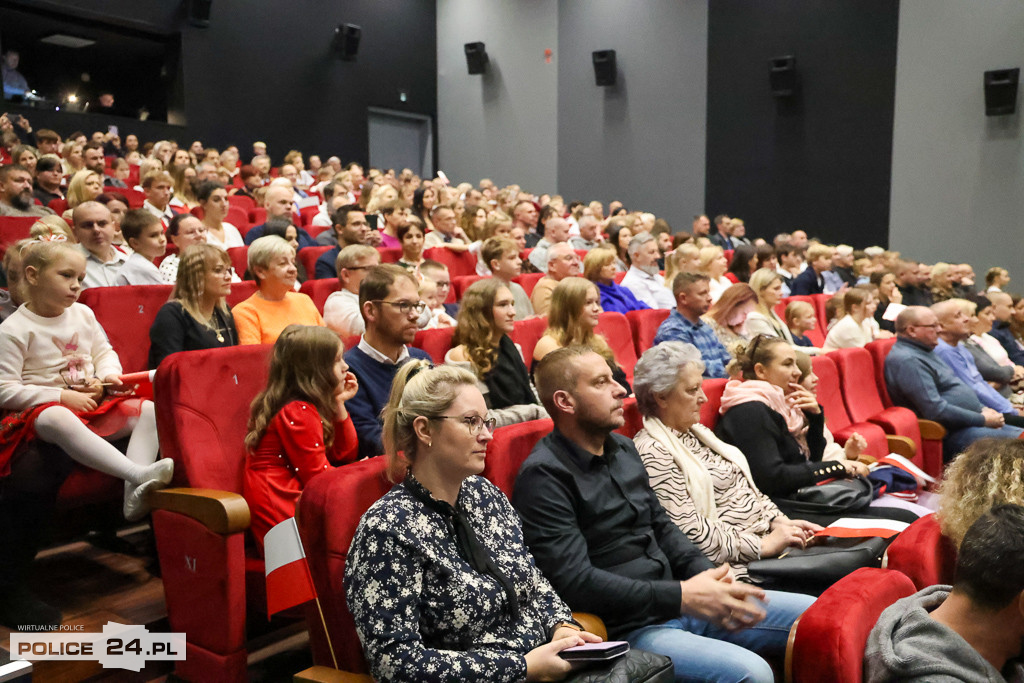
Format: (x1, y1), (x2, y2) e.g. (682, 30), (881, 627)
(264, 517), (318, 616)
(816, 517), (910, 540)
(119, 369), (156, 399)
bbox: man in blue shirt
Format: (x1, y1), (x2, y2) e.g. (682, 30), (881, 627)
(884, 306), (1023, 459)
(243, 184), (315, 249)
(653, 272), (730, 378)
(986, 291), (1024, 365)
(932, 300), (1024, 426)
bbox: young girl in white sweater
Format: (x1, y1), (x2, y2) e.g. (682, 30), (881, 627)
(0, 240), (173, 521)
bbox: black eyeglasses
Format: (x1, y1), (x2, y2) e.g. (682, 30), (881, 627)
(372, 299), (427, 315)
(432, 415), (497, 435)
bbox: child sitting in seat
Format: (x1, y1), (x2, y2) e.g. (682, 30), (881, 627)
(417, 278), (455, 330)
(785, 300), (818, 348)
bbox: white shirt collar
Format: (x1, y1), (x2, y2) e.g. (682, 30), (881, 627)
(357, 336), (411, 365)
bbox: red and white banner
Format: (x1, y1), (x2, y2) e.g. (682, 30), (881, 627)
(264, 517), (317, 616)
(816, 517), (910, 540)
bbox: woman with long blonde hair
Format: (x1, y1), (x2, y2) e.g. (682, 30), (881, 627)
(445, 279), (546, 426)
(65, 169), (103, 210)
(533, 276), (631, 391)
(243, 324), (359, 555)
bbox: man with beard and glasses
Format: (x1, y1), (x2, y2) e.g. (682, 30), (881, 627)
(620, 232), (675, 309)
(0, 165), (54, 217)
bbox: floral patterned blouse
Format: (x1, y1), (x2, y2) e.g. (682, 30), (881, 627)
(344, 473), (573, 683)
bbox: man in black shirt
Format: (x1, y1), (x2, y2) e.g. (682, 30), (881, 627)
(514, 346), (814, 682)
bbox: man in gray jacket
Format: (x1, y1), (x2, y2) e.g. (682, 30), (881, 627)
(864, 503), (1024, 682)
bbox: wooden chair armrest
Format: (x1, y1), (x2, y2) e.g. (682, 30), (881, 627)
(293, 666), (373, 683)
(917, 419), (947, 440)
(150, 487), (250, 535)
(572, 611), (608, 640)
(885, 435), (916, 460)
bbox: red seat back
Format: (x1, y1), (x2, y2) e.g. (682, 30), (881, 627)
(227, 280), (258, 308)
(780, 295), (826, 346)
(453, 275), (486, 301)
(423, 247), (478, 278)
(513, 272), (544, 297)
(154, 345), (272, 491)
(112, 187), (146, 208)
(789, 568), (916, 683)
(298, 246), (332, 278)
(511, 317), (549, 368)
(831, 347), (886, 421)
(613, 271), (626, 284)
(78, 285), (172, 374)
(0, 215), (37, 259)
(867, 338), (898, 407)
(884, 514), (956, 590)
(614, 397), (643, 439)
(483, 418), (554, 497)
(226, 205), (251, 233)
(626, 308), (671, 356)
(299, 205), (320, 227)
(596, 312), (637, 385)
(227, 194), (255, 212)
(227, 246), (248, 279)
(249, 207), (267, 225)
(812, 354), (890, 457)
(299, 278), (341, 314)
(413, 327), (456, 363)
(700, 378), (728, 428)
(377, 247), (403, 264)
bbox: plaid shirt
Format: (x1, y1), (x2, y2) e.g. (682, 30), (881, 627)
(652, 310), (730, 378)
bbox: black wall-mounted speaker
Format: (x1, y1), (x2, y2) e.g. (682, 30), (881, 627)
(464, 42), (488, 75)
(187, 0), (212, 28)
(333, 24), (361, 61)
(769, 55), (798, 97)
(984, 68), (1019, 116)
(592, 50), (617, 86)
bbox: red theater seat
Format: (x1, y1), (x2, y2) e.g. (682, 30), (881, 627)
(483, 418), (554, 497)
(227, 194), (255, 212)
(299, 278), (341, 314)
(0, 215), (37, 258)
(226, 205), (251, 232)
(811, 354), (896, 458)
(298, 246), (332, 278)
(596, 312), (638, 385)
(78, 285), (172, 374)
(626, 308), (671, 356)
(227, 246), (248, 279)
(299, 205), (320, 227)
(513, 272), (545, 297)
(883, 514), (955, 590)
(413, 327), (456, 363)
(510, 316), (549, 369)
(423, 246), (478, 278)
(227, 280), (259, 308)
(377, 247), (403, 264)
(150, 345), (273, 683)
(453, 274), (486, 300)
(866, 338), (898, 406)
(776, 296), (826, 347)
(700, 378), (728, 429)
(787, 568), (916, 683)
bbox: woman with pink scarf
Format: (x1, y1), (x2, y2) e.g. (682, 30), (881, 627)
(715, 335), (914, 525)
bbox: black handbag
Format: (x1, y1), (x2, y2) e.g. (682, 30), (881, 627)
(746, 536), (889, 592)
(563, 648), (674, 683)
(775, 475), (874, 517)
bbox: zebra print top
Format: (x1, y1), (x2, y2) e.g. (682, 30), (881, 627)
(635, 426), (783, 580)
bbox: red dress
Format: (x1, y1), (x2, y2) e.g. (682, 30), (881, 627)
(244, 400), (358, 554)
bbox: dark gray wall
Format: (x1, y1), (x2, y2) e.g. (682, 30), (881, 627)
(436, 0), (558, 191)
(2, 0), (437, 165)
(889, 0), (1024, 276)
(556, 0), (707, 226)
(705, 0), (899, 247)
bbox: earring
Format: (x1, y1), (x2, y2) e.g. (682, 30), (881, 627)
(427, 440), (432, 448)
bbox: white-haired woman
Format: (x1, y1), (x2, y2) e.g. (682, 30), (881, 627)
(632, 341), (821, 580)
(232, 235), (322, 345)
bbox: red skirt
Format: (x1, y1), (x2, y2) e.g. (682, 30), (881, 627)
(0, 397), (144, 478)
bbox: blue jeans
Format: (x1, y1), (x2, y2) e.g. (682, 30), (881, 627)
(945, 424), (1024, 462)
(624, 590), (815, 683)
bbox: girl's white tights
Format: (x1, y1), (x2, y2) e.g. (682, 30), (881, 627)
(34, 401), (164, 485)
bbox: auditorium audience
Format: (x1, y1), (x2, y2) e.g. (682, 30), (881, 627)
(605, 221), (632, 272)
(583, 247), (649, 314)
(709, 214), (735, 251)
(986, 291), (1024, 365)
(698, 246), (732, 303)
(243, 185), (315, 249)
(528, 215), (571, 272)
(654, 272), (731, 378)
(530, 242), (582, 316)
(73, 202), (127, 288)
(512, 199), (541, 248)
(569, 214), (603, 251)
(633, 342), (821, 581)
(724, 244), (756, 284)
(32, 155), (63, 207)
(789, 244), (833, 296)
(701, 282), (757, 351)
(423, 204), (469, 251)
(480, 237), (533, 319)
(823, 287), (881, 350)
(396, 220), (426, 275)
(114, 210), (166, 286)
(148, 244), (238, 369)
(244, 325), (358, 555)
(0, 165), (53, 218)
(445, 279), (547, 426)
(314, 204), (370, 279)
(884, 306), (1023, 457)
(323, 245), (380, 339)
(514, 346), (815, 683)
(344, 265), (431, 460)
(64, 170), (104, 218)
(232, 235), (322, 345)
(377, 198), (408, 249)
(986, 266), (1011, 293)
(196, 181), (243, 250)
(870, 270), (902, 333)
(620, 233), (675, 309)
(159, 214), (208, 285)
(965, 297), (1024, 398)
(744, 268), (794, 342)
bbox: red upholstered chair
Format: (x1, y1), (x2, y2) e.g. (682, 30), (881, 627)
(226, 205), (251, 233)
(0, 215), (36, 258)
(615, 397), (643, 439)
(227, 246), (248, 279)
(376, 246), (403, 264)
(700, 378), (728, 429)
(596, 312), (638, 385)
(514, 272), (545, 297)
(299, 278), (341, 314)
(832, 347), (945, 477)
(150, 345), (274, 682)
(786, 567), (916, 683)
(423, 246), (478, 278)
(484, 418), (554, 497)
(299, 205), (320, 227)
(47, 198), (69, 214)
(78, 285), (173, 374)
(227, 194), (255, 212)
(227, 280), (259, 308)
(809, 293), (832, 331)
(811, 354), (903, 458)
(883, 514), (956, 590)
(305, 224), (330, 239)
(626, 308), (671, 356)
(777, 296), (826, 347)
(613, 271), (627, 284)
(453, 274), (486, 300)
(249, 207), (267, 225)
(413, 327), (456, 363)
(298, 246), (332, 278)
(511, 316), (549, 368)
(111, 187), (146, 208)
(866, 338), (898, 406)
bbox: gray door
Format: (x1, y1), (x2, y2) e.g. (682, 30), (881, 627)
(367, 107), (433, 178)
